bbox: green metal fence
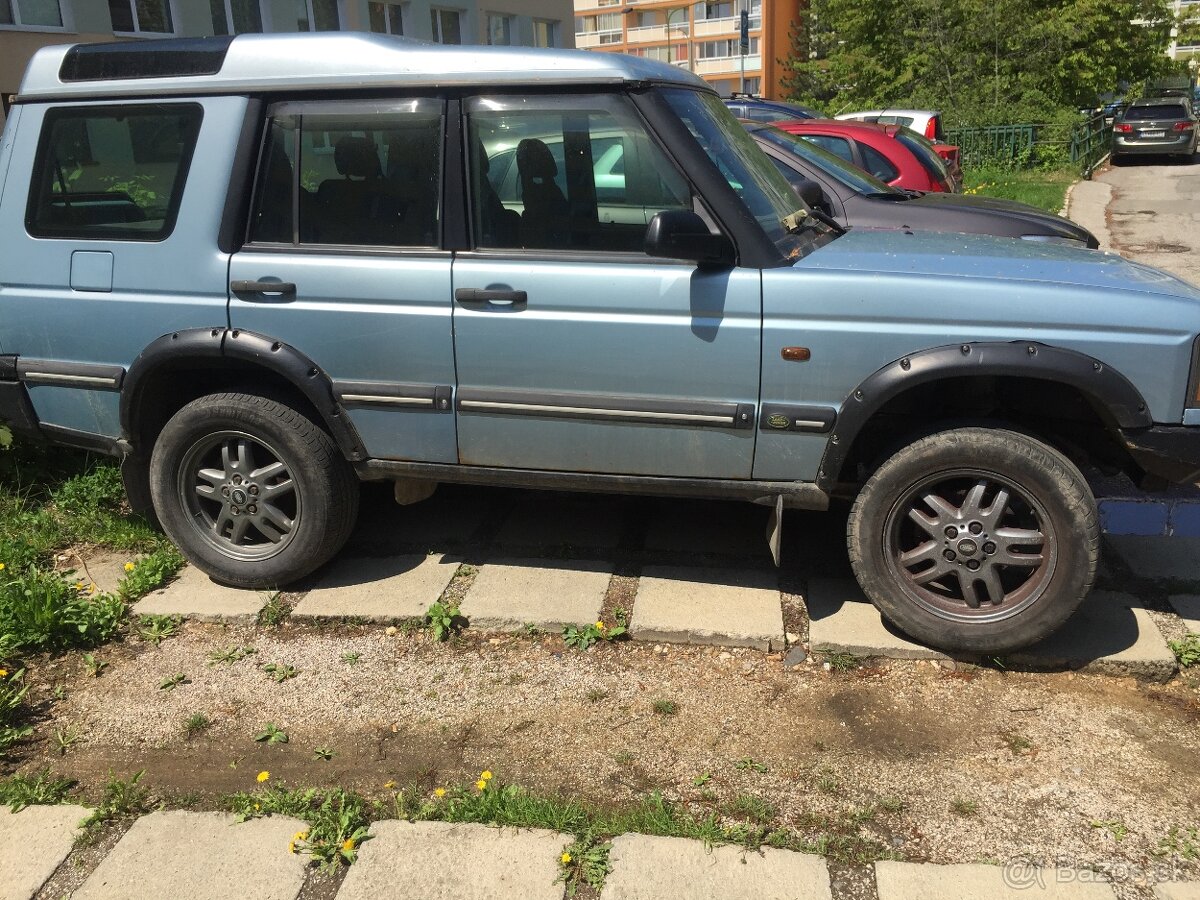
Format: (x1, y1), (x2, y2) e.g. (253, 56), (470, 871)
(945, 112), (1111, 174)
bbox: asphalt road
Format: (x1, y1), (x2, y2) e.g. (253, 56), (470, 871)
(1071, 152), (1200, 286)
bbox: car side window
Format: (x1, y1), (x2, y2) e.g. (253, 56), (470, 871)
(798, 134), (855, 164)
(249, 99), (442, 247)
(859, 144), (899, 182)
(466, 93), (692, 253)
(26, 103), (202, 241)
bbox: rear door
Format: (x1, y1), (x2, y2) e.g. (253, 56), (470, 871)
(228, 98), (457, 463)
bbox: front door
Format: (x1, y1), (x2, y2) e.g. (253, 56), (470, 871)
(451, 92), (761, 479)
(228, 98), (457, 464)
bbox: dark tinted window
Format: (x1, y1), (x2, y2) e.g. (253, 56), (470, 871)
(250, 100), (443, 247)
(27, 104), (201, 241)
(798, 133), (854, 163)
(859, 143), (899, 182)
(895, 130), (949, 185)
(755, 126), (896, 195)
(1124, 104), (1189, 120)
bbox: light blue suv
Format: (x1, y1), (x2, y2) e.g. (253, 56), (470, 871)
(1, 34), (1198, 653)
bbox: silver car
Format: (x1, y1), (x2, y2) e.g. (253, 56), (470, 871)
(1112, 98), (1198, 160)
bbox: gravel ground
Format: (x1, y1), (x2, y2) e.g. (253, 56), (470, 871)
(18, 617), (1200, 898)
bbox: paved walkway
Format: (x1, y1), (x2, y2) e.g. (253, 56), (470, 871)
(5, 805), (1198, 900)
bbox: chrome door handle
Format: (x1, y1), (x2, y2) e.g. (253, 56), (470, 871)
(231, 280), (296, 296)
(454, 288), (527, 307)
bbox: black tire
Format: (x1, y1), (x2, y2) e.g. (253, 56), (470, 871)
(149, 392), (359, 588)
(846, 427), (1098, 654)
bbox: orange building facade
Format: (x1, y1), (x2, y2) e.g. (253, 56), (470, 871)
(573, 0), (800, 100)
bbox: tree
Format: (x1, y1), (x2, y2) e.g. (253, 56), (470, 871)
(782, 0), (1177, 124)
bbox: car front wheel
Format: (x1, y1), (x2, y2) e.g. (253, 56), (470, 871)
(149, 392), (359, 588)
(847, 427), (1098, 653)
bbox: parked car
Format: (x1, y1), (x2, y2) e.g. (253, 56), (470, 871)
(3, 34), (1199, 654)
(1112, 98), (1198, 161)
(722, 93), (821, 123)
(835, 109), (947, 142)
(773, 119), (962, 192)
(746, 123), (1099, 248)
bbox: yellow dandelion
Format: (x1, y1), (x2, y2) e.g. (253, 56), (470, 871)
(293, 830), (307, 842)
(434, 787), (446, 797)
(561, 852), (572, 864)
(475, 779), (487, 791)
(88, 583), (96, 593)
(124, 562), (135, 572)
(0, 669), (7, 678)
(0, 562), (6, 570)
(288, 841), (296, 854)
(383, 780), (397, 790)
(254, 802), (261, 811)
(74, 581), (84, 590)
(595, 621), (605, 630)
(342, 839), (356, 854)
(256, 771), (270, 783)
(481, 770), (493, 781)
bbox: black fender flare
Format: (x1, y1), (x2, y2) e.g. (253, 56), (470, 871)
(816, 341), (1152, 489)
(120, 327), (366, 461)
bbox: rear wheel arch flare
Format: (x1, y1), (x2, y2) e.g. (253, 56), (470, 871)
(120, 327), (366, 461)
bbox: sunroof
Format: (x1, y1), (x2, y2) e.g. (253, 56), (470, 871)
(59, 36), (235, 83)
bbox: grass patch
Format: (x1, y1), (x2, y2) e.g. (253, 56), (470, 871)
(226, 783), (371, 872)
(1169, 634), (1200, 668)
(962, 166), (1077, 214)
(0, 768), (76, 811)
(78, 770), (154, 845)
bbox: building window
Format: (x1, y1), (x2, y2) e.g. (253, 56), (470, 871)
(293, 0), (340, 31)
(532, 18), (557, 47)
(486, 13), (512, 45)
(209, 0), (263, 34)
(430, 7), (461, 44)
(109, 0), (174, 33)
(697, 37), (758, 58)
(1, 0), (64, 28)
(368, 1), (404, 34)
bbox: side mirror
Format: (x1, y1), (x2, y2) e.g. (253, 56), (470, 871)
(795, 178), (826, 211)
(644, 210), (735, 267)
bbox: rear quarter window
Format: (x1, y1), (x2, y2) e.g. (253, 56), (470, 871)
(895, 130), (949, 184)
(26, 103), (202, 241)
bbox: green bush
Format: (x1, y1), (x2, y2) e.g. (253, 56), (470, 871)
(0, 568), (124, 656)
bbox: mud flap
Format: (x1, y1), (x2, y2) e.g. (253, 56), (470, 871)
(766, 493), (783, 567)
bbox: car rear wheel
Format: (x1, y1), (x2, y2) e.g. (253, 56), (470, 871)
(150, 392), (359, 588)
(847, 427), (1098, 653)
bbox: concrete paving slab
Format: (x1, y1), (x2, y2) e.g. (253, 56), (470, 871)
(1106, 536), (1200, 582)
(67, 550), (136, 596)
(292, 554), (458, 620)
(494, 496), (622, 551)
(0, 804), (89, 900)
(73, 810), (308, 900)
(132, 565), (266, 622)
(1010, 592), (1177, 680)
(875, 861), (1116, 899)
(1155, 884), (1200, 900)
(460, 559), (609, 630)
(805, 578), (949, 661)
(1168, 595), (1200, 633)
(601, 833), (831, 900)
(337, 820), (568, 900)
(629, 566), (783, 651)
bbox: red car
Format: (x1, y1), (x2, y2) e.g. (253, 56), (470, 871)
(772, 119), (962, 193)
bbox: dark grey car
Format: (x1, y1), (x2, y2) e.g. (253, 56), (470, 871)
(747, 123), (1099, 249)
(1112, 98), (1197, 160)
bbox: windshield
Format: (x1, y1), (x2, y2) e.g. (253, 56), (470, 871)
(753, 125), (899, 196)
(664, 89), (812, 252)
(1124, 104), (1188, 121)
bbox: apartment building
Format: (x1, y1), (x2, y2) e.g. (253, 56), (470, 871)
(1, 0), (574, 126)
(574, 0), (799, 99)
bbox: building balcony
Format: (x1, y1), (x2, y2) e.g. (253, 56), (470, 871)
(575, 29), (622, 48)
(693, 54), (762, 76)
(626, 22), (689, 43)
(573, 0), (625, 10)
(692, 15), (761, 38)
